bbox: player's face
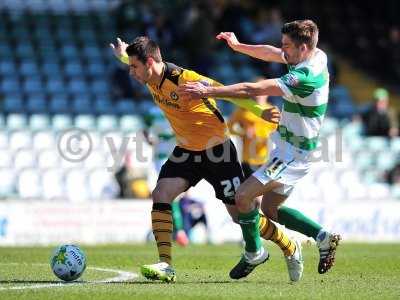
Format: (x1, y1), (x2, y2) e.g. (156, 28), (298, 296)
(281, 34), (304, 65)
(128, 56), (152, 84)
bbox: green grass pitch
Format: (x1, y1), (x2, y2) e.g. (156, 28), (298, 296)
(1, 243), (399, 300)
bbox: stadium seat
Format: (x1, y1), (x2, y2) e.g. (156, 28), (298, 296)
(9, 131), (32, 150)
(0, 131), (8, 148)
(119, 115), (143, 132)
(97, 115), (118, 131)
(64, 61), (84, 78)
(26, 95), (47, 113)
(7, 114), (28, 130)
(65, 168), (89, 201)
(38, 149), (60, 169)
(52, 114), (73, 130)
(0, 115), (5, 128)
(0, 149), (13, 168)
(354, 150), (375, 171)
(74, 115), (96, 130)
(3, 93), (24, 113)
(88, 168), (120, 200)
(49, 96), (70, 114)
(91, 79), (109, 94)
(0, 61), (16, 76)
(72, 96), (93, 114)
(14, 149), (37, 170)
(375, 151), (398, 171)
(365, 137), (388, 152)
(320, 117), (339, 137)
(0, 168), (17, 198)
(68, 78), (89, 95)
(41, 168), (65, 200)
(20, 61), (39, 77)
(390, 138), (400, 153)
(17, 168), (42, 199)
(46, 78), (66, 94)
(115, 100), (135, 115)
(30, 114), (50, 130)
(94, 98), (115, 114)
(33, 130), (56, 150)
(1, 77), (20, 93)
(84, 150), (106, 169)
(42, 63), (62, 78)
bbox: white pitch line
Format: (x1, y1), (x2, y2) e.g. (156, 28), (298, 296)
(0, 263), (138, 291)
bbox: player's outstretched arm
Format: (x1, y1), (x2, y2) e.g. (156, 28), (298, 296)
(178, 79), (284, 99)
(216, 32), (285, 63)
(177, 80), (282, 124)
(110, 37), (129, 64)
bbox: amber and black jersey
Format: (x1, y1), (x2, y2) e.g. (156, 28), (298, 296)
(146, 62), (229, 151)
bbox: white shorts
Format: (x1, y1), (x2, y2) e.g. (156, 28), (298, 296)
(253, 140), (312, 196)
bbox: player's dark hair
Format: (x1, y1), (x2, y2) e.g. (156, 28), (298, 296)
(282, 20), (319, 49)
(126, 36), (162, 64)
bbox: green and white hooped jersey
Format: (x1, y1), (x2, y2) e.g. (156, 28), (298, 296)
(275, 48), (329, 151)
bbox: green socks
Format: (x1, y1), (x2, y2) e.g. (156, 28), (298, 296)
(277, 206), (322, 240)
(171, 200), (184, 231)
(238, 209), (262, 253)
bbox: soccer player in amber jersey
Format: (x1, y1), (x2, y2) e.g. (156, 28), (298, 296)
(110, 36), (303, 282)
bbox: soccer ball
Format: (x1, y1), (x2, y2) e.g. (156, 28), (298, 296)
(50, 245), (86, 281)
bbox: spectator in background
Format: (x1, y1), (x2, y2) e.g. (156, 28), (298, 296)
(111, 65), (136, 99)
(361, 88), (398, 137)
(182, 3), (215, 75)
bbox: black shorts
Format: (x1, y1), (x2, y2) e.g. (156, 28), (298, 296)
(242, 162), (263, 179)
(158, 139), (244, 205)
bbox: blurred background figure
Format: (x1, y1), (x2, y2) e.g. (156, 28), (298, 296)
(228, 77), (278, 178)
(361, 88), (398, 137)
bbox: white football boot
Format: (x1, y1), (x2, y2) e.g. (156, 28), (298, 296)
(284, 239), (304, 282)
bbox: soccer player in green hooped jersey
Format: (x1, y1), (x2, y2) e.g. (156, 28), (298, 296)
(179, 20), (341, 276)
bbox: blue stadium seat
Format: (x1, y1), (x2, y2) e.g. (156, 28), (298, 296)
(94, 98), (115, 114)
(3, 94), (24, 113)
(1, 77), (20, 93)
(68, 78), (89, 95)
(49, 96), (70, 114)
(20, 61), (39, 77)
(116, 99), (135, 115)
(26, 95), (47, 113)
(46, 78), (66, 94)
(87, 62), (105, 77)
(16, 44), (35, 58)
(64, 61), (84, 77)
(72, 96), (93, 114)
(42, 62), (61, 78)
(23, 78), (44, 93)
(91, 79), (109, 94)
(0, 61), (16, 76)
(61, 44), (79, 59)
